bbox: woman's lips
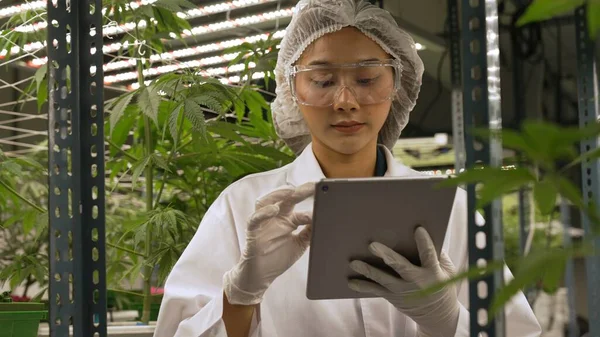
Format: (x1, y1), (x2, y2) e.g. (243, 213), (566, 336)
(332, 121), (365, 133)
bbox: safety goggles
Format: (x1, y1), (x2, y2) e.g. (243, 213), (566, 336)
(287, 59), (402, 107)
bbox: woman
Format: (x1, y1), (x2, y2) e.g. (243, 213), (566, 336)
(154, 1), (542, 336)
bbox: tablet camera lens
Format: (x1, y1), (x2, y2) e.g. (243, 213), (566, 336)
(322, 185), (329, 192)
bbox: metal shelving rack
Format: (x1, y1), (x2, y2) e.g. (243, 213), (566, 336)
(47, 0), (108, 336)
(574, 5), (600, 337)
(449, 1), (600, 336)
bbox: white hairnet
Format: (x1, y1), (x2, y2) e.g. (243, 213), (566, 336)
(271, 0), (425, 155)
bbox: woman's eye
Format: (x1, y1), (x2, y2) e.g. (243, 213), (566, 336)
(311, 79), (335, 88)
(357, 77), (378, 85)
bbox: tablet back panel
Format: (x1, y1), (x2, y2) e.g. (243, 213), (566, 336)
(306, 176), (457, 300)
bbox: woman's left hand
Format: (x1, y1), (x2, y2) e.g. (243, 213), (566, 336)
(348, 227), (461, 337)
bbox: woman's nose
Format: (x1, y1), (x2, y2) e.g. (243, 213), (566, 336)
(332, 87), (360, 112)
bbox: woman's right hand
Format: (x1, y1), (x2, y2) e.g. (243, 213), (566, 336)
(223, 183), (315, 305)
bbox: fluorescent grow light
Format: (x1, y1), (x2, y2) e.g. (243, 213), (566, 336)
(4, 8), (293, 57)
(0, 0), (277, 19)
(28, 30), (286, 73)
(105, 59), (257, 84)
(128, 70), (266, 90)
(12, 0), (280, 34)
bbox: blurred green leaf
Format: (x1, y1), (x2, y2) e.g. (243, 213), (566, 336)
(0, 161), (23, 177)
(14, 157), (45, 172)
(22, 211), (37, 236)
(154, 0), (197, 11)
(533, 180), (557, 216)
(490, 244), (592, 316)
(35, 65), (47, 93)
(589, 1), (600, 41)
(441, 167), (536, 207)
(37, 79), (48, 113)
(516, 0), (585, 27)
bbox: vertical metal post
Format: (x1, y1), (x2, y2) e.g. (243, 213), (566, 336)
(510, 9), (530, 259)
(47, 0), (107, 336)
(575, 5), (600, 336)
(460, 0), (505, 336)
(449, 0), (465, 173)
(560, 199), (580, 337)
(510, 6), (534, 303)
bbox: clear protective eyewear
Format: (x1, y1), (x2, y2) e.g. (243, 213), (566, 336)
(287, 59), (402, 107)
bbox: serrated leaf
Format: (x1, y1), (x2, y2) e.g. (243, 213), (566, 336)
(133, 226), (147, 252)
(164, 211), (177, 227)
(151, 154), (170, 172)
(533, 180), (557, 216)
(190, 95), (225, 114)
(168, 104), (183, 143)
(110, 106), (138, 154)
(234, 95), (247, 122)
(108, 93), (135, 135)
(33, 259), (47, 284)
(152, 0), (181, 12)
(131, 155), (152, 188)
(184, 99), (207, 136)
(207, 121), (247, 144)
(139, 4), (154, 18)
(137, 85), (160, 127)
(241, 144), (295, 163)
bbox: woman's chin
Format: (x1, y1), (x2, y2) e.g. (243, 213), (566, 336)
(326, 139), (372, 156)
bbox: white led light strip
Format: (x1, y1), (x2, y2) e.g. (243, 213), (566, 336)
(12, 0), (279, 34)
(28, 30), (286, 72)
(129, 71), (266, 90)
(0, 1), (45, 20)
(3, 8), (293, 57)
(105, 58), (257, 83)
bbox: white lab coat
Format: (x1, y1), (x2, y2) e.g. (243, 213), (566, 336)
(154, 144), (542, 337)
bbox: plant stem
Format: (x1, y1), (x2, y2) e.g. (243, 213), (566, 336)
(107, 139), (139, 162)
(153, 113), (186, 209)
(0, 179), (46, 213)
(135, 40), (154, 323)
(107, 288), (144, 298)
(106, 242), (147, 258)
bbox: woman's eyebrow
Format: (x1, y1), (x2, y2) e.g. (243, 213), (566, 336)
(306, 58), (383, 66)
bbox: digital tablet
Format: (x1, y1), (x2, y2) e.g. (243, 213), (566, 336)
(306, 176), (457, 300)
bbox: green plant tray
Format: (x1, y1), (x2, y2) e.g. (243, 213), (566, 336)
(0, 303), (47, 337)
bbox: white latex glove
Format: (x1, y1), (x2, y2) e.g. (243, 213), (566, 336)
(348, 227), (460, 337)
(223, 183), (315, 305)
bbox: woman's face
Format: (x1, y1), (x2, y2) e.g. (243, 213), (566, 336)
(295, 27), (393, 155)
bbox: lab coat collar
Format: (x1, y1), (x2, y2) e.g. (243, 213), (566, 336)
(285, 143), (414, 187)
